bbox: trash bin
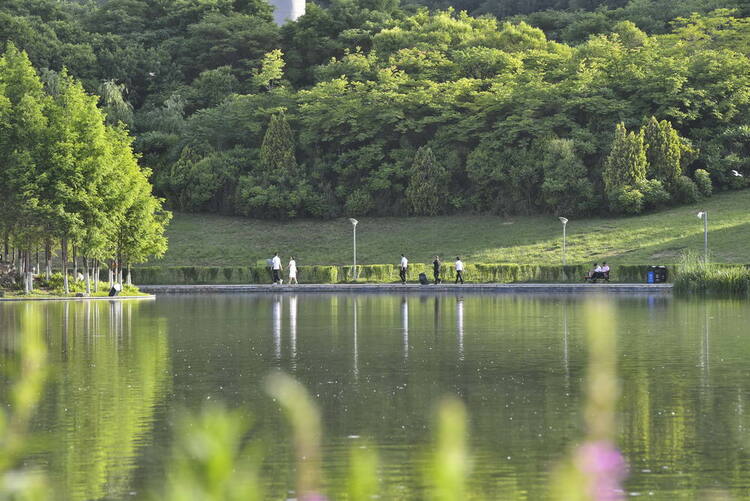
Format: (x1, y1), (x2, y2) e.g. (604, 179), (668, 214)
(654, 266), (667, 283)
(647, 266), (668, 283)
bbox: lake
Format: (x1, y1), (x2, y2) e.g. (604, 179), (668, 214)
(1, 293), (749, 500)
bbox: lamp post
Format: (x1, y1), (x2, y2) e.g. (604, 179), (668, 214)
(349, 218), (358, 280)
(697, 210), (708, 263)
(559, 217), (568, 266)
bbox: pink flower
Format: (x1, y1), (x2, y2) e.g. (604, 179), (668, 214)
(575, 440), (628, 501)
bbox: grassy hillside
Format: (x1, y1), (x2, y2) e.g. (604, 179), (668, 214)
(151, 190), (750, 267)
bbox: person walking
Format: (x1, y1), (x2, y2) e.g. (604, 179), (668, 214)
(400, 254), (408, 284)
(271, 252), (283, 284)
(288, 256), (298, 285)
(433, 256), (442, 284)
(455, 256), (464, 284)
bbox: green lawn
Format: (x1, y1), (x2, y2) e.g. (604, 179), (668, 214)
(151, 190), (750, 267)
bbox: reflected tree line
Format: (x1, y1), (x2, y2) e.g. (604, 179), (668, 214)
(0, 301), (171, 501)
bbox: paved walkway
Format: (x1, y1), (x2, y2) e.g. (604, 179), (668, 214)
(139, 283), (672, 294)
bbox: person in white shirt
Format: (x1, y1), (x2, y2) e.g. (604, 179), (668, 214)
(601, 262), (610, 281)
(455, 257), (464, 284)
(288, 256), (298, 285)
(271, 252), (283, 284)
(400, 254), (408, 284)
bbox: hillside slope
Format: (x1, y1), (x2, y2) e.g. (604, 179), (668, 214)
(149, 190), (750, 267)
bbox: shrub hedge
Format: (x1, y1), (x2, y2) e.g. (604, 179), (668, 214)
(131, 264), (663, 285)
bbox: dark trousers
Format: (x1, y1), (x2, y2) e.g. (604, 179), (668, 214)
(400, 267), (407, 283)
(434, 270), (441, 284)
(272, 269), (281, 283)
(455, 270), (463, 284)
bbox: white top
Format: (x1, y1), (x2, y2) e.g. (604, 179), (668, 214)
(288, 260), (297, 275)
(400, 256), (408, 268)
(594, 265), (602, 272)
(272, 256), (282, 270)
(455, 260), (463, 271)
(601, 265), (610, 272)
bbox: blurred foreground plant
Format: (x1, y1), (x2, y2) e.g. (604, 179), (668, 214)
(265, 371), (325, 501)
(550, 299), (627, 501)
(0, 305), (49, 500)
(158, 404), (263, 501)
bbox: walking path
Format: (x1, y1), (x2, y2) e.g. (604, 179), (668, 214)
(139, 283), (672, 294)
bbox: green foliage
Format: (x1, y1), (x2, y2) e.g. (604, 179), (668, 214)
(673, 175), (701, 204)
(540, 138), (594, 216)
(673, 251), (750, 296)
(603, 123), (647, 196)
(405, 146), (448, 216)
(0, 44), (170, 292)
(3, 2), (750, 220)
(160, 405), (263, 501)
(643, 116), (682, 189)
(607, 185), (644, 215)
(132, 263), (658, 284)
(694, 168), (713, 197)
(252, 49), (285, 91)
(236, 113), (320, 218)
(638, 179), (670, 209)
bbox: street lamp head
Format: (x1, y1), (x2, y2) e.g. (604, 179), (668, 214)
(349, 218), (358, 226)
(731, 169), (743, 177)
(697, 211), (705, 219)
(559, 217), (568, 225)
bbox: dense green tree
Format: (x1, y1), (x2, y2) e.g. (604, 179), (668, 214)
(540, 138), (594, 216)
(2, 2), (750, 223)
(642, 116), (682, 189)
(405, 146), (448, 215)
(0, 44), (170, 293)
(603, 123), (647, 193)
(236, 113), (318, 218)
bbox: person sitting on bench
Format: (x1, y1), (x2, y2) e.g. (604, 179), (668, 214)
(585, 263), (605, 282)
(600, 262), (610, 282)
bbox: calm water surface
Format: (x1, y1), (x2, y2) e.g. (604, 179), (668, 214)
(1, 293), (749, 500)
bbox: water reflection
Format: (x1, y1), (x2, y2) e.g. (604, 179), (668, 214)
(290, 295), (298, 371)
(456, 297), (464, 361)
(4, 294), (750, 499)
(1, 300), (170, 501)
(401, 297), (409, 360)
(273, 295), (282, 361)
(353, 297), (359, 382)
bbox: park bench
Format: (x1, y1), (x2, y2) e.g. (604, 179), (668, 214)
(583, 271), (610, 283)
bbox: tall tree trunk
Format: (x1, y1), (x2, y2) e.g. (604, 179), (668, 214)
(45, 239), (52, 279)
(127, 263), (132, 286)
(24, 250), (31, 294)
(94, 260), (99, 293)
(3, 231), (8, 262)
(35, 248), (39, 276)
(108, 259), (114, 288)
(61, 236), (69, 294)
(84, 256), (91, 295)
(73, 246), (78, 278)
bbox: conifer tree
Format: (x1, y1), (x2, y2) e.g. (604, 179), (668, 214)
(643, 116), (682, 189)
(603, 122), (647, 192)
(237, 112), (310, 218)
(405, 146), (447, 216)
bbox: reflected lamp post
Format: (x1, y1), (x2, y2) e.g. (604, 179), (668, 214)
(559, 217), (568, 266)
(697, 210), (708, 263)
(349, 218), (358, 280)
